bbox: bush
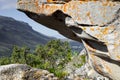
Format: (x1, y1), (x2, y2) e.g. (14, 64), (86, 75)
(0, 57), (11, 65)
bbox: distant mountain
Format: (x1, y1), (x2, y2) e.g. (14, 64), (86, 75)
(0, 16), (54, 57)
(0, 16), (83, 57)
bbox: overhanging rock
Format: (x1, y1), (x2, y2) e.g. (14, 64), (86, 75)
(17, 0), (120, 80)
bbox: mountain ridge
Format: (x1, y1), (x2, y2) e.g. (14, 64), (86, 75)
(0, 15), (54, 57)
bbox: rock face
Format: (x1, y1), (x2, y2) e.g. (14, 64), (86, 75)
(17, 0), (120, 80)
(0, 64), (58, 80)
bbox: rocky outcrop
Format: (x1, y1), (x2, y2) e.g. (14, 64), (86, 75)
(17, 0), (120, 80)
(67, 63), (109, 80)
(0, 64), (58, 80)
(65, 49), (109, 80)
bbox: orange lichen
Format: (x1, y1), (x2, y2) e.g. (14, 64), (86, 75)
(95, 34), (99, 37)
(90, 28), (95, 31)
(77, 17), (81, 21)
(79, 1), (84, 4)
(35, 1), (39, 13)
(117, 55), (120, 60)
(35, 1), (39, 6)
(90, 54), (103, 73)
(63, 3), (67, 12)
(102, 2), (109, 6)
(102, 1), (116, 7)
(105, 65), (112, 73)
(18, 1), (23, 4)
(45, 5), (50, 9)
(82, 27), (86, 30)
(86, 11), (90, 17)
(102, 28), (109, 34)
(47, 0), (53, 3)
(95, 66), (103, 73)
(96, 27), (100, 31)
(114, 43), (119, 48)
(109, 2), (116, 7)
(90, 54), (95, 59)
(86, 11), (94, 24)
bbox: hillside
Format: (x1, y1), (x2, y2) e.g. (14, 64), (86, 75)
(0, 16), (83, 57)
(0, 16), (54, 57)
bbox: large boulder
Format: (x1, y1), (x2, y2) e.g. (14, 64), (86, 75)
(0, 64), (58, 80)
(17, 0), (120, 80)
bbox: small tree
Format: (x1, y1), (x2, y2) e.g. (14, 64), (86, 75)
(11, 45), (21, 63)
(34, 40), (72, 79)
(26, 53), (41, 67)
(20, 46), (30, 64)
(11, 46), (30, 64)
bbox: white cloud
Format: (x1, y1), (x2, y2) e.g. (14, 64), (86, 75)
(0, 0), (17, 10)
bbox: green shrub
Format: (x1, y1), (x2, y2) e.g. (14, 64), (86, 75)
(0, 57), (11, 65)
(0, 40), (84, 79)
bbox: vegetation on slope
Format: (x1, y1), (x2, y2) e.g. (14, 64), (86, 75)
(0, 16), (83, 57)
(0, 40), (86, 79)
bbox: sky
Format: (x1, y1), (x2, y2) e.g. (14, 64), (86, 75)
(0, 0), (66, 39)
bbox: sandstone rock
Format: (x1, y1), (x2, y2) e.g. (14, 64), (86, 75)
(17, 0), (120, 80)
(0, 64), (58, 80)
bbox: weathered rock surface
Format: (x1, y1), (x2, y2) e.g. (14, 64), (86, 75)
(65, 49), (109, 80)
(0, 64), (58, 80)
(17, 0), (120, 80)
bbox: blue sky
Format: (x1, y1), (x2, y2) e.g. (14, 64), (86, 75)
(0, 0), (66, 39)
